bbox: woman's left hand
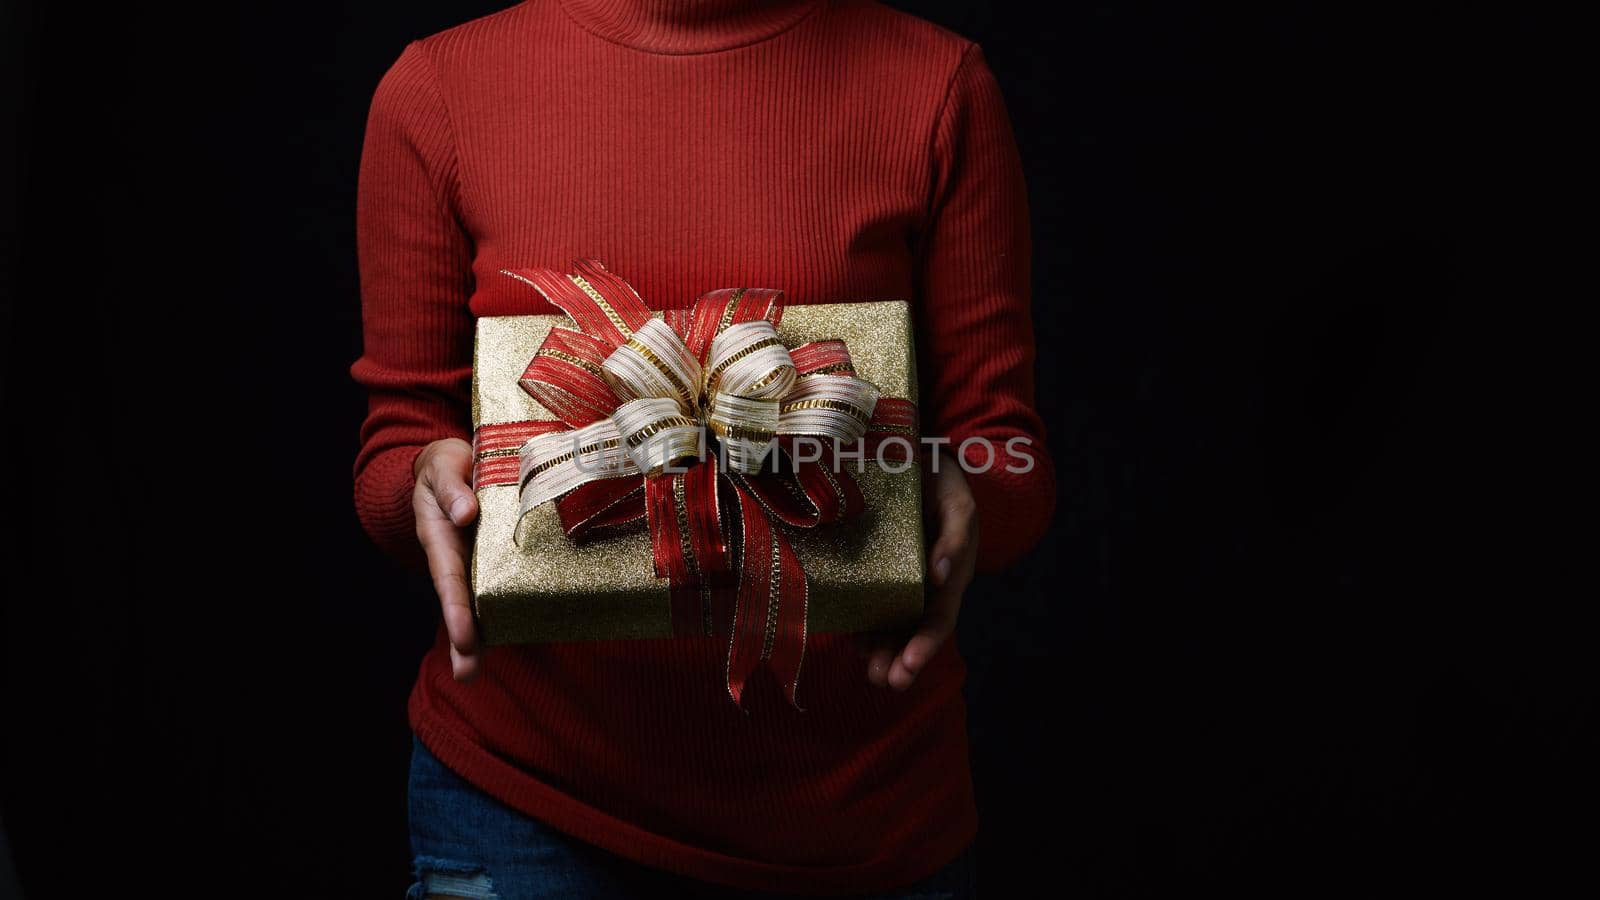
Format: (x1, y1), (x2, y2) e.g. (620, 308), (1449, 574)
(865, 448), (979, 691)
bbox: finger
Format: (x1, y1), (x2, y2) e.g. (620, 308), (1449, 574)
(419, 446), (482, 672)
(450, 643), (481, 684)
(428, 460), (479, 528)
(928, 510), (974, 582)
(887, 592), (960, 691)
(927, 473), (977, 589)
(899, 492), (975, 690)
(418, 514), (482, 663)
(879, 463), (978, 690)
(416, 485), (482, 681)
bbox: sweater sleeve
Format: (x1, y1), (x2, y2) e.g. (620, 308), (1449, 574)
(915, 42), (1056, 572)
(349, 40), (475, 575)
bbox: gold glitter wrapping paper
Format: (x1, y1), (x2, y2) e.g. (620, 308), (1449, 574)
(470, 301), (925, 645)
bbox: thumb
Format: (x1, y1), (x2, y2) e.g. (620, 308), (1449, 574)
(420, 443), (479, 527)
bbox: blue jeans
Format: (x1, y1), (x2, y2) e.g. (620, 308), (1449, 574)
(406, 733), (978, 899)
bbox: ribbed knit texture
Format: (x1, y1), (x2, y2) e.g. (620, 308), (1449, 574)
(350, 1), (1055, 893)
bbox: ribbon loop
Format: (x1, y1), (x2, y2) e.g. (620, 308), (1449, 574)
(515, 418), (638, 543)
(612, 397), (702, 475)
(788, 340), (857, 377)
(520, 328), (621, 427)
(777, 374), (880, 445)
(601, 318), (702, 410)
(705, 320), (796, 400)
(684, 287), (785, 361)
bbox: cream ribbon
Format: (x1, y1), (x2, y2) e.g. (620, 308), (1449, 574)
(517, 319), (881, 517)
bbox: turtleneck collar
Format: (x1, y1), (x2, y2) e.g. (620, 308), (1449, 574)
(558, 0), (826, 55)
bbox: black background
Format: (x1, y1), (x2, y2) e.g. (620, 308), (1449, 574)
(2, 1), (1582, 897)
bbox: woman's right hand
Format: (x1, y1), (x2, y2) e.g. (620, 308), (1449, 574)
(413, 437), (483, 682)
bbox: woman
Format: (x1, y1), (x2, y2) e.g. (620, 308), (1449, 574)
(350, 1), (1055, 896)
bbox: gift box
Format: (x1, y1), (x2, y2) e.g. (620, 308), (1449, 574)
(467, 259), (925, 706)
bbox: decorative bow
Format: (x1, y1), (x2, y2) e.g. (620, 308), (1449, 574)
(480, 259), (918, 709)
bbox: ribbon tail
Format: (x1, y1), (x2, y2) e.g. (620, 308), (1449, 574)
(646, 456), (732, 640)
(767, 525), (808, 710)
(737, 458), (863, 529)
(500, 259), (652, 346)
(555, 478), (645, 540)
(726, 480), (809, 710)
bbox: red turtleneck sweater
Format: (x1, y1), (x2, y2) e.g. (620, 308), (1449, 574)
(351, 0), (1054, 893)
